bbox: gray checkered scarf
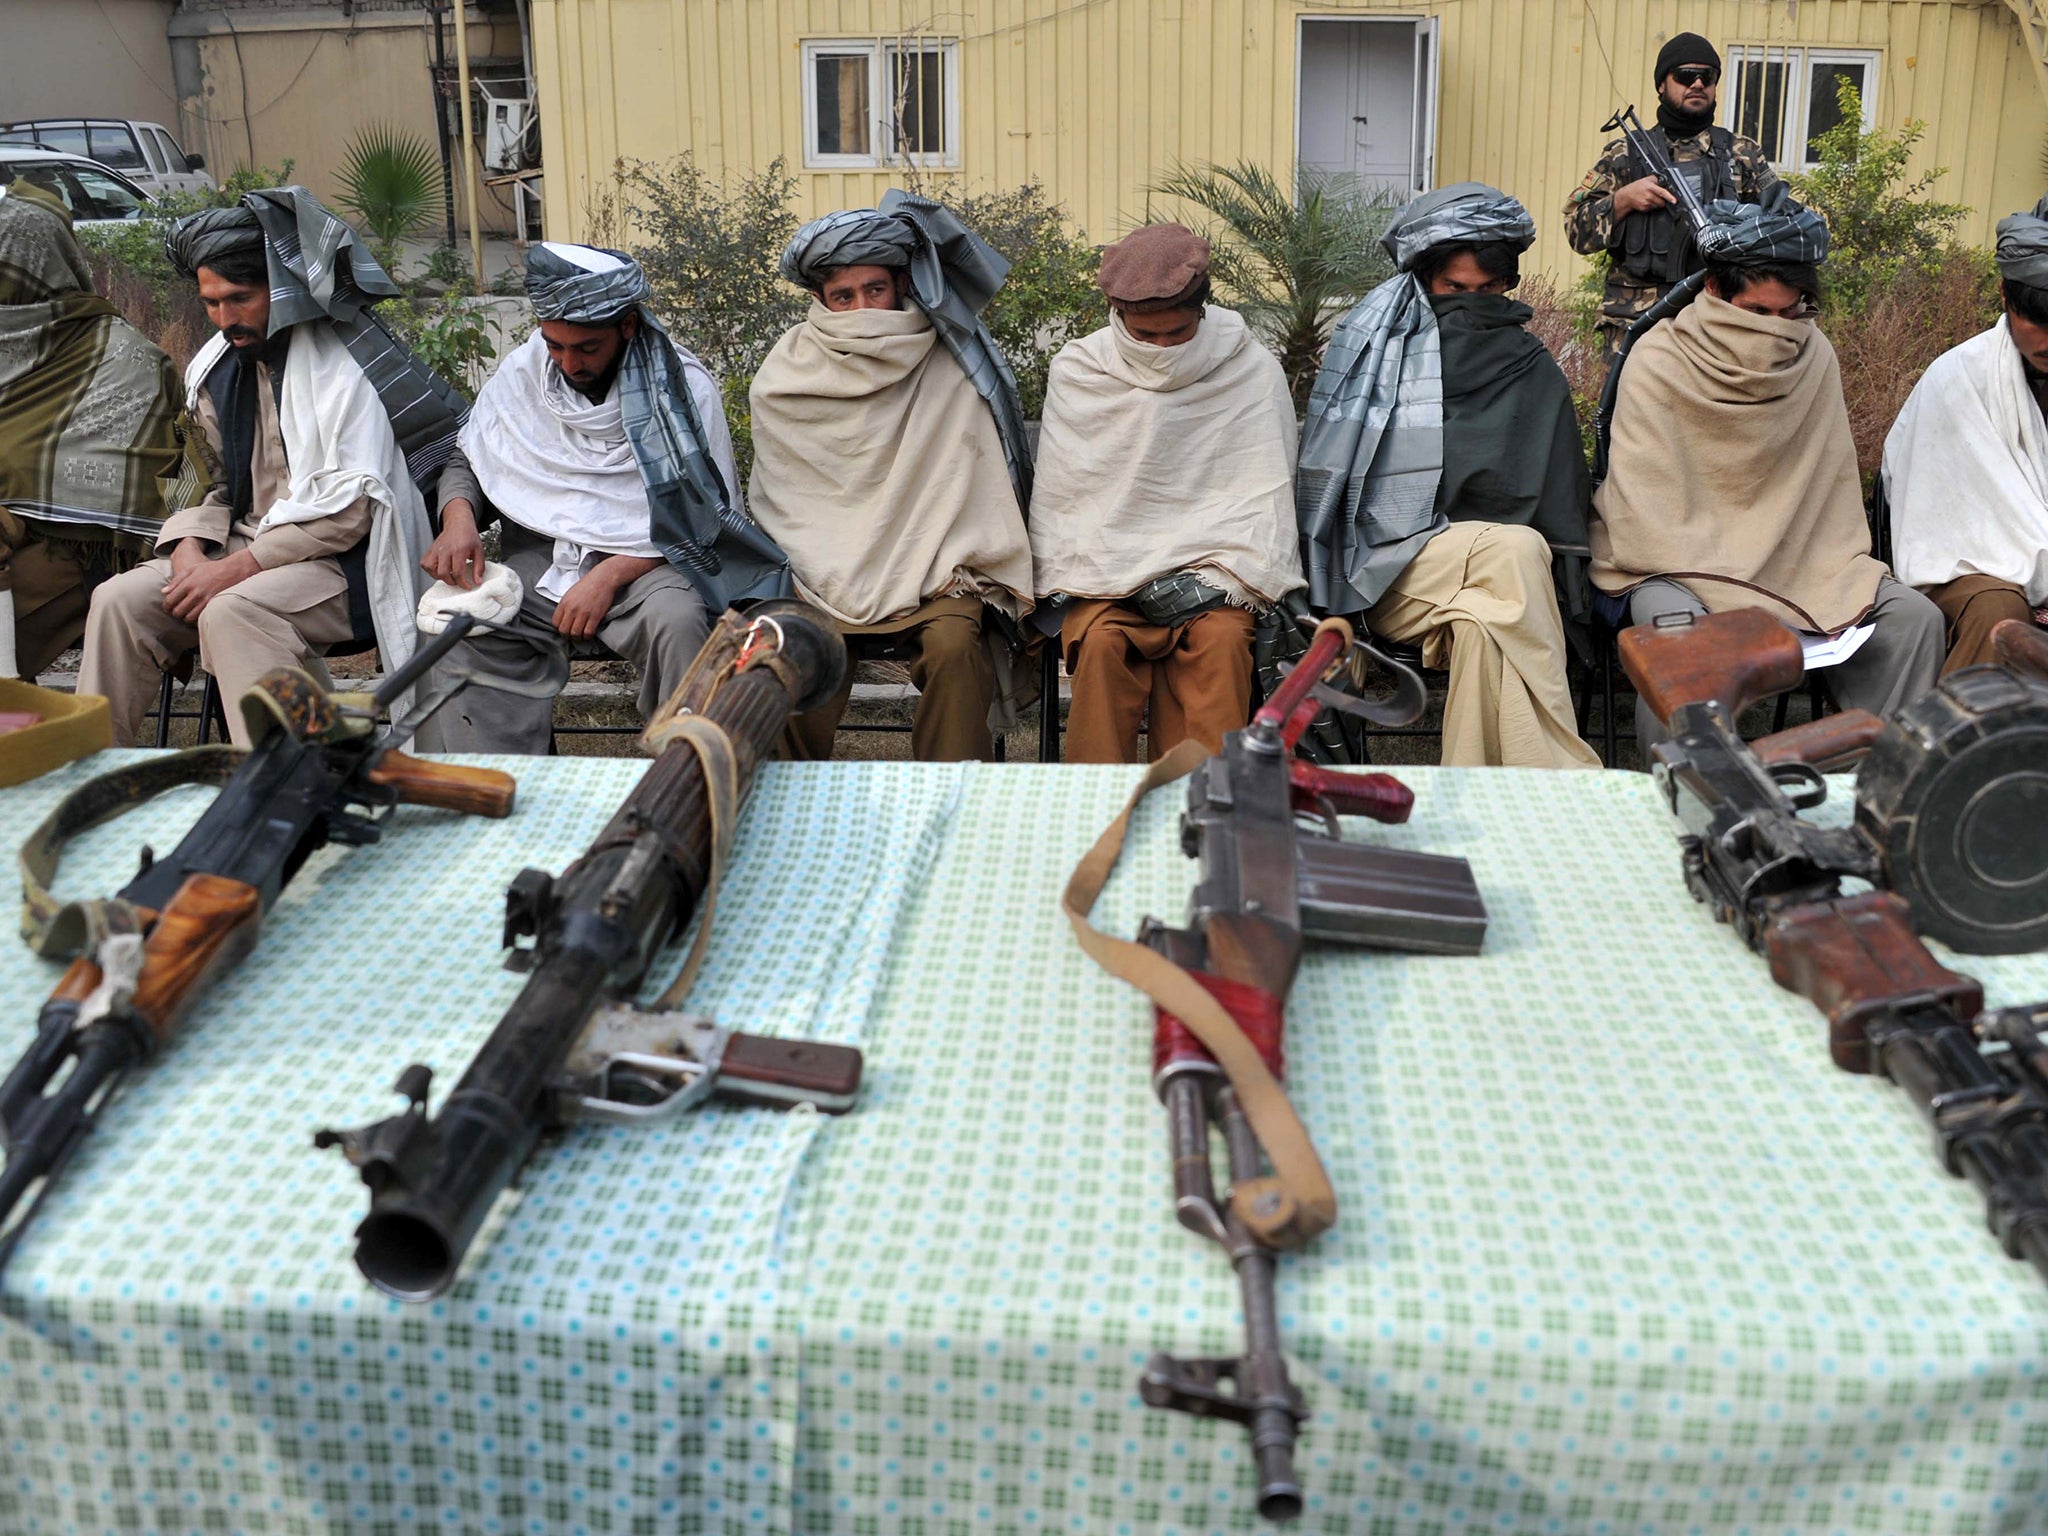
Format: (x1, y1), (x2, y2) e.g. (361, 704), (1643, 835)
(1296, 183), (1536, 615)
(166, 187), (468, 498)
(1693, 183), (1830, 267)
(1995, 195), (2048, 288)
(781, 190), (1032, 507)
(524, 243), (789, 608)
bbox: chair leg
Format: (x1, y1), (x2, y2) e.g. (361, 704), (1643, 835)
(152, 669), (176, 750)
(1771, 690), (1791, 734)
(1600, 637), (1617, 768)
(1037, 640), (1060, 763)
(197, 674), (226, 745)
(992, 733), (1007, 763)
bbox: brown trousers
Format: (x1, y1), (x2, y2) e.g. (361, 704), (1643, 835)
(1927, 574), (2037, 675)
(1061, 600), (1255, 764)
(790, 594), (995, 762)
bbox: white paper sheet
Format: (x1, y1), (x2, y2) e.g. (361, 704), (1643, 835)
(1800, 621), (1875, 671)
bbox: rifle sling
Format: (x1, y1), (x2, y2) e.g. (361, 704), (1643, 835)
(1061, 739), (1337, 1250)
(18, 747), (244, 958)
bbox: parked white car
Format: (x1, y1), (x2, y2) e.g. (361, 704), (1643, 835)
(0, 147), (153, 226)
(0, 119), (213, 198)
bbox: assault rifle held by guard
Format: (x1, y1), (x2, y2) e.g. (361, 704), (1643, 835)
(1622, 608), (2048, 1281)
(1070, 618), (1487, 1521)
(1600, 104), (1712, 237)
(1, 616), (517, 1270)
(318, 601), (864, 1301)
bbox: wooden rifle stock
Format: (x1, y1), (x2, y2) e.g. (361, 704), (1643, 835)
(1993, 617), (2048, 681)
(1765, 892), (1983, 1073)
(48, 875), (264, 1046)
(1619, 608), (1805, 727)
(1752, 709), (1887, 773)
(366, 751), (516, 819)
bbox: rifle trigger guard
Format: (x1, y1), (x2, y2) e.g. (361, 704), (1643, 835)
(557, 1003), (729, 1124)
(1766, 760), (1829, 810)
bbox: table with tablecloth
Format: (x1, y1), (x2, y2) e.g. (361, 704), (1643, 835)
(1, 752), (2044, 1536)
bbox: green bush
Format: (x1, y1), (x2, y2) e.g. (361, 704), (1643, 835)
(925, 180), (1103, 416)
(1788, 81), (1970, 314)
(615, 154), (806, 384)
(1149, 161), (1400, 406)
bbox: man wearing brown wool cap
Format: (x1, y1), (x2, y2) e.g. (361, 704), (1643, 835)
(1030, 223), (1303, 763)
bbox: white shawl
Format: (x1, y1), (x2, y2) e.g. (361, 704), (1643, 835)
(458, 330), (739, 601)
(185, 324), (431, 716)
(1883, 319), (2048, 606)
(1030, 308), (1303, 606)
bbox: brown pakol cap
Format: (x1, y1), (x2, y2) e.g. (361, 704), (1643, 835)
(1098, 222), (1211, 312)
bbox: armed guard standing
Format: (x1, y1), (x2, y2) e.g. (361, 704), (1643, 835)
(1565, 32), (1777, 361)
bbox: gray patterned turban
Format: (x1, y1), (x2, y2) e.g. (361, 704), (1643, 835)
(778, 210), (919, 290)
(525, 242), (652, 323)
(1694, 183), (1830, 267)
(164, 205), (263, 278)
(1380, 182), (1536, 271)
(1995, 195), (2048, 289)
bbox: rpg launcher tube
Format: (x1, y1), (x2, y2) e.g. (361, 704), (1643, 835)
(330, 602), (847, 1300)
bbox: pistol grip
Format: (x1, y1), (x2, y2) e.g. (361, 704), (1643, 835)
(1752, 710), (1886, 773)
(367, 750), (517, 818)
(1289, 762), (1413, 824)
(714, 1033), (863, 1113)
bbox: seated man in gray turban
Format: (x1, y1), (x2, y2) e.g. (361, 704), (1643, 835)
(422, 242), (786, 752)
(1031, 223), (1302, 763)
(1881, 195), (2048, 673)
(80, 188), (458, 745)
(1594, 185), (1943, 747)
(1297, 183), (1600, 769)
(748, 190), (1034, 762)
(0, 180), (181, 682)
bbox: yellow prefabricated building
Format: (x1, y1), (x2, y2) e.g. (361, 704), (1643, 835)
(531, 0), (2048, 279)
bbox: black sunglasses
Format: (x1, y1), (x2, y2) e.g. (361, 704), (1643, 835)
(1670, 66), (1720, 87)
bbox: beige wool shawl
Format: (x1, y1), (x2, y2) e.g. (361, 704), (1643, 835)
(1029, 308), (1304, 607)
(747, 301), (1033, 626)
(1591, 292), (1884, 632)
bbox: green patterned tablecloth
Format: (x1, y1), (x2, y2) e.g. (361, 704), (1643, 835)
(2, 754), (2045, 1536)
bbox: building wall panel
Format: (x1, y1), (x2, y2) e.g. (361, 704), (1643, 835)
(531, 0), (2048, 277)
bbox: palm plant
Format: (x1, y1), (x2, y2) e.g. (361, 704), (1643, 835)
(334, 124), (445, 264)
(1149, 160), (1401, 406)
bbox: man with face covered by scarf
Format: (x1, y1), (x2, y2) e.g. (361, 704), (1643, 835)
(1594, 187), (1944, 748)
(1566, 32), (1777, 361)
(1296, 183), (1600, 769)
(748, 190), (1033, 762)
(1881, 195), (2048, 673)
(1029, 223), (1302, 763)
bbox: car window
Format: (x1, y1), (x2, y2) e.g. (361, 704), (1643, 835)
(39, 127), (90, 157)
(86, 125), (144, 170)
(67, 165), (146, 220)
(136, 130), (165, 173)
(150, 129), (188, 173)
(0, 131), (36, 146)
(0, 162), (78, 214)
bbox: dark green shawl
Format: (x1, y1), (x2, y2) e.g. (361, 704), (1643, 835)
(1431, 292), (1592, 620)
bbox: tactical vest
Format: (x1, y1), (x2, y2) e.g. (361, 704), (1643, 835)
(1618, 125), (1738, 286)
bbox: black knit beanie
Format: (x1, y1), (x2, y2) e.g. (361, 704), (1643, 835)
(1654, 32), (1721, 84)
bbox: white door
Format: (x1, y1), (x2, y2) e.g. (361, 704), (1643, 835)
(1298, 17), (1439, 200)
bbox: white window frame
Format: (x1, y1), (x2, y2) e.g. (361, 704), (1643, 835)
(1723, 45), (1879, 171)
(800, 37), (960, 171)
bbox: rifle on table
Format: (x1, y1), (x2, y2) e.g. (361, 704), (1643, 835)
(1621, 608), (2048, 1281)
(1069, 617), (1488, 1522)
(318, 601), (864, 1301)
(1, 616), (517, 1270)
(1600, 104), (1711, 237)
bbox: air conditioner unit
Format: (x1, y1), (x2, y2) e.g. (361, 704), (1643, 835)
(479, 90), (532, 172)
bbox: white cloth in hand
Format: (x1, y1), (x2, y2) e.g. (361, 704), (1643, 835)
(417, 560), (524, 633)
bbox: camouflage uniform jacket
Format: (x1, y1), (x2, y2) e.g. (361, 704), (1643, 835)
(1565, 126), (1777, 335)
